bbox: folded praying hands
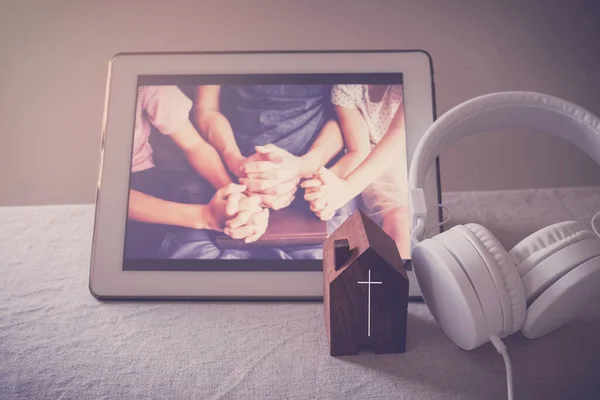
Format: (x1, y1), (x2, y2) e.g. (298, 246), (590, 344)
(230, 144), (356, 221)
(237, 144), (312, 210)
(302, 167), (355, 221)
(226, 144), (355, 222)
(205, 183), (269, 243)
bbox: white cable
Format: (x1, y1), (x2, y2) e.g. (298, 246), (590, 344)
(490, 335), (514, 400)
(591, 211), (600, 238)
(411, 219), (426, 248)
(424, 204), (451, 239)
(411, 204), (451, 247)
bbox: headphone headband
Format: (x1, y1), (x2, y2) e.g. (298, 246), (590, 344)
(409, 91), (600, 242)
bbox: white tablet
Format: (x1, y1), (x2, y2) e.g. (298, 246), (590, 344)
(89, 50), (440, 300)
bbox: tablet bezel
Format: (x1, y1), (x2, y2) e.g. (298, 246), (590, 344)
(89, 50), (440, 300)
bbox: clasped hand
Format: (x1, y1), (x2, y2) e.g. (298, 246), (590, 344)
(208, 144), (308, 243)
(228, 144), (355, 222)
(235, 144), (308, 210)
(302, 167), (355, 221)
(206, 183), (269, 243)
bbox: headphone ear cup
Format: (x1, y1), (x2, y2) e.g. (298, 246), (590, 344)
(434, 227), (504, 339)
(508, 221), (598, 303)
(509, 221), (592, 276)
(521, 256), (600, 339)
(508, 221), (600, 339)
(412, 230), (488, 350)
(463, 224), (527, 336)
(522, 235), (600, 306)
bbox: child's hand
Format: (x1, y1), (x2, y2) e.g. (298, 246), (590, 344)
(301, 167), (355, 221)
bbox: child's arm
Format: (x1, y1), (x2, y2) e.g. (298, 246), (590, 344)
(344, 104), (406, 193)
(193, 85), (248, 177)
(304, 105), (406, 220)
(301, 105), (368, 219)
(327, 106), (371, 178)
(299, 118), (345, 178)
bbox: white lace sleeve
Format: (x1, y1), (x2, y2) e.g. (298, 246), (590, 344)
(391, 85), (404, 105)
(331, 84), (360, 108)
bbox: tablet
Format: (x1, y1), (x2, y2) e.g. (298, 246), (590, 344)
(89, 50), (440, 300)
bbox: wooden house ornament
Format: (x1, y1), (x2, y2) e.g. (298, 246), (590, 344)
(323, 210), (409, 356)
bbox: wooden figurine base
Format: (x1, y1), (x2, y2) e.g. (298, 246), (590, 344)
(323, 210), (409, 356)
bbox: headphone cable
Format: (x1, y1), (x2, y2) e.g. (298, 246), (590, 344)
(411, 207), (512, 398)
(490, 335), (514, 400)
(591, 211), (600, 238)
(424, 204), (451, 238)
(411, 204), (451, 248)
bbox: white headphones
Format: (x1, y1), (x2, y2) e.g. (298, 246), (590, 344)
(408, 91), (600, 398)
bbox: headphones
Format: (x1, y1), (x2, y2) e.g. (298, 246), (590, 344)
(408, 91), (600, 398)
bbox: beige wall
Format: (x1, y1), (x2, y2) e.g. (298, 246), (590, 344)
(1, 0), (600, 206)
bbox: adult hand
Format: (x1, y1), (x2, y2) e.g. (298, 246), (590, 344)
(223, 152), (261, 179)
(239, 175), (299, 210)
(301, 167), (356, 221)
(224, 207), (270, 243)
(241, 144), (307, 182)
(239, 144), (310, 210)
(202, 182), (270, 242)
(200, 183), (246, 231)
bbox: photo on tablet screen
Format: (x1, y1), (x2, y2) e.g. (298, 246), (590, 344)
(123, 74), (409, 271)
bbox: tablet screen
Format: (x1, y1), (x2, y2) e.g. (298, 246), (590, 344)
(123, 74), (410, 271)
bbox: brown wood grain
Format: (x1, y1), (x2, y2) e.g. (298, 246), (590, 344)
(323, 210), (409, 356)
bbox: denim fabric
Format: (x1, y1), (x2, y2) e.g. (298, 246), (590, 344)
(219, 85), (334, 157)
